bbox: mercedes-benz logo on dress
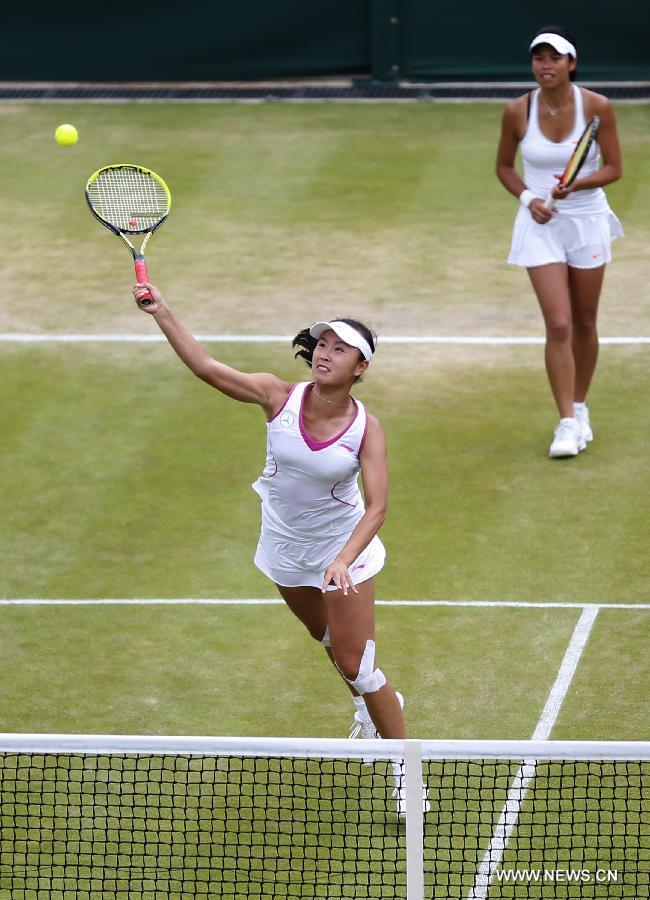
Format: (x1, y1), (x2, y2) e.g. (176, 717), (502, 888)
(280, 411), (295, 427)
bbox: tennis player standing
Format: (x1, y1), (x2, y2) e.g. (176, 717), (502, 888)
(133, 283), (420, 813)
(496, 26), (622, 457)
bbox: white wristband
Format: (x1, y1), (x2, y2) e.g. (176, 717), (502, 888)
(519, 189), (536, 208)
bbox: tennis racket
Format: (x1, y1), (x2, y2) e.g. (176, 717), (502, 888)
(86, 164), (171, 306)
(543, 116), (600, 210)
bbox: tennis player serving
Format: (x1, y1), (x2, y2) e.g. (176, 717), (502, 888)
(496, 26), (622, 458)
(133, 282), (422, 814)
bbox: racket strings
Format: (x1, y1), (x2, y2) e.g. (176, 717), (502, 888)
(88, 168), (169, 232)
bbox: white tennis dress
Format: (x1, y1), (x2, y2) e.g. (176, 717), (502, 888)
(252, 381), (385, 589)
(508, 85), (622, 268)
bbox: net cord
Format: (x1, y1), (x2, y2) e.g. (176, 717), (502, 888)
(0, 733), (647, 760)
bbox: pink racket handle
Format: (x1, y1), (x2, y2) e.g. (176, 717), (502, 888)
(134, 257), (153, 306)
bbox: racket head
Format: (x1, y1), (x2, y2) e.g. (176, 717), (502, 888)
(560, 116), (600, 187)
(85, 164), (171, 236)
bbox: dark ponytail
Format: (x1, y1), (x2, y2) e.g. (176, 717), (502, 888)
(292, 328), (318, 367)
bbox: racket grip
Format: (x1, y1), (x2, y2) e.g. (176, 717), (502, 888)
(543, 195), (557, 211)
(133, 258), (153, 306)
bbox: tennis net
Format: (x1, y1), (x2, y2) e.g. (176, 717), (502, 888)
(0, 735), (647, 898)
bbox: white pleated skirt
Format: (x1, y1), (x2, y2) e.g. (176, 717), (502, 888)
(507, 206), (623, 268)
(254, 532), (386, 591)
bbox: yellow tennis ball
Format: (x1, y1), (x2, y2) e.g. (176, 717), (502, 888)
(54, 124), (78, 146)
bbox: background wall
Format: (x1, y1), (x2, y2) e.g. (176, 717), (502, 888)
(2, 1), (648, 82)
(395, 1), (650, 82)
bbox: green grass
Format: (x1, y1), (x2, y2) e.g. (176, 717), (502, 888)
(0, 603), (580, 737)
(1, 343), (648, 605)
(0, 101), (647, 899)
(0, 103), (649, 336)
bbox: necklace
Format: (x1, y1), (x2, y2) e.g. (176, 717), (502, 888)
(313, 386), (352, 409)
(541, 87), (572, 117)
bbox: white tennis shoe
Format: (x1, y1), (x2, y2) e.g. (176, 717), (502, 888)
(349, 692), (404, 764)
(349, 691), (404, 741)
(349, 711), (378, 741)
(549, 417), (586, 458)
(574, 403), (593, 443)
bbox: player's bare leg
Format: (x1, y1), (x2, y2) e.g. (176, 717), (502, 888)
(276, 584), (362, 696)
(272, 582), (416, 813)
(324, 579), (406, 739)
(528, 263), (575, 418)
(277, 582), (405, 738)
(569, 264), (605, 401)
(277, 584), (329, 642)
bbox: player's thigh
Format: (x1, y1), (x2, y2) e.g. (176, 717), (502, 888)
(527, 263), (572, 327)
(276, 584), (327, 640)
(568, 264), (605, 327)
(324, 579), (376, 665)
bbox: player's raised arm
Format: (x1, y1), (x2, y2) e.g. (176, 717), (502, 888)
(134, 281), (290, 416)
(86, 164), (171, 306)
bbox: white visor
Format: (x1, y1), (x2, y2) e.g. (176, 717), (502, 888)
(529, 33), (577, 59)
(309, 320), (373, 361)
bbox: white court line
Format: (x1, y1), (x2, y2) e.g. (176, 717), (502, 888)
(1, 333), (650, 345)
(0, 598), (647, 608)
(467, 606), (600, 900)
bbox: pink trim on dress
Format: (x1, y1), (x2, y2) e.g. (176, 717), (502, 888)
(268, 384), (297, 423)
(358, 416), (369, 457)
(299, 383), (359, 452)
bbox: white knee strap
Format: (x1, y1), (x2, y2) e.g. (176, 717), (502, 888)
(346, 639), (386, 695)
(320, 626), (331, 647)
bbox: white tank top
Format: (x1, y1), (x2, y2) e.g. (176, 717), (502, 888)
(252, 381), (368, 543)
(521, 85), (609, 216)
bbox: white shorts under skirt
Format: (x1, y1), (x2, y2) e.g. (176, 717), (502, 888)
(254, 533), (386, 591)
(507, 207), (623, 269)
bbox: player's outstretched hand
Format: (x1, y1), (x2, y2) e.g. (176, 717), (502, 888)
(321, 557), (359, 596)
(133, 281), (165, 313)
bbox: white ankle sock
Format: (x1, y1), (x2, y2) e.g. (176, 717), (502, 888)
(353, 696), (371, 718)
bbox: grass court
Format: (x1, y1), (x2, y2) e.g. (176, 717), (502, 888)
(0, 101), (648, 897)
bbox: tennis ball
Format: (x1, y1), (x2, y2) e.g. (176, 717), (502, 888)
(54, 124), (78, 146)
